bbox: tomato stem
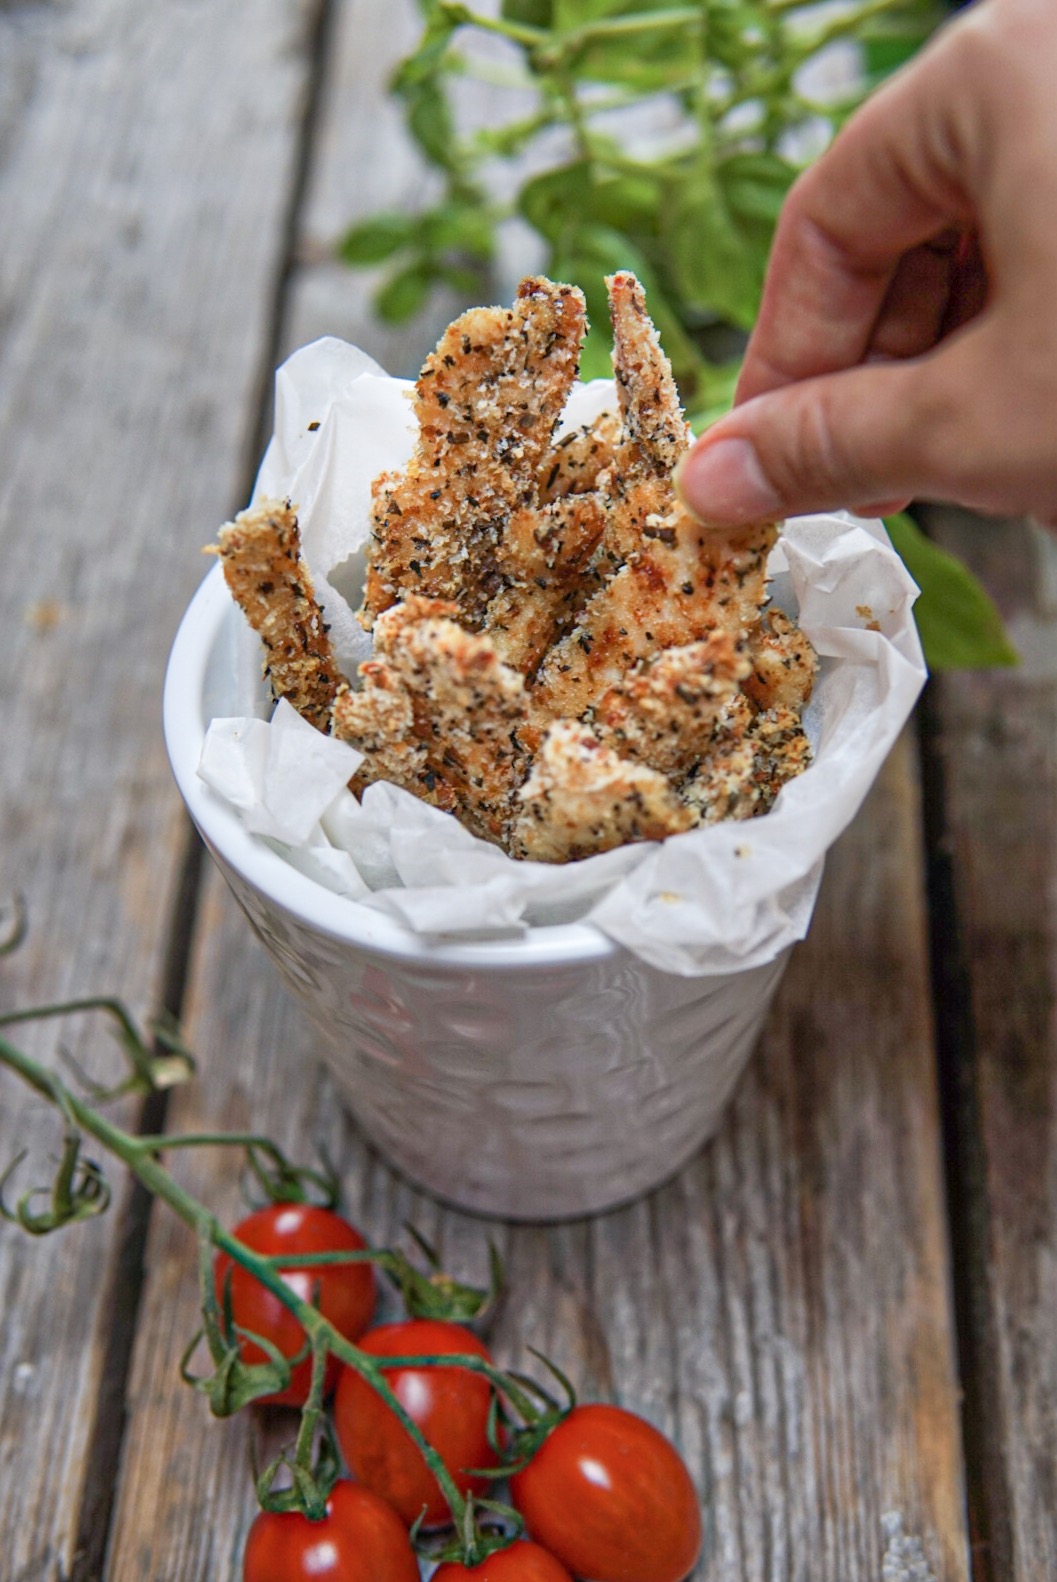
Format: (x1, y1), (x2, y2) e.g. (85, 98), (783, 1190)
(0, 1029), (473, 1528)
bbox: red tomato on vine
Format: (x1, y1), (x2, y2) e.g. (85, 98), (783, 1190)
(242, 1479), (419, 1582)
(432, 1541), (574, 1581)
(509, 1402), (702, 1582)
(332, 1316), (499, 1526)
(214, 1202), (375, 1407)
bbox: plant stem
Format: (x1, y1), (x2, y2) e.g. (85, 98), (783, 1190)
(440, 3), (548, 48)
(0, 1034), (474, 1527)
(0, 995), (143, 1035)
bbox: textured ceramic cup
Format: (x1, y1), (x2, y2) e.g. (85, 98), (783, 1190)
(164, 566), (790, 1219)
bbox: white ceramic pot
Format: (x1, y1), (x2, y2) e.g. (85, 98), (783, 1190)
(164, 567), (789, 1220)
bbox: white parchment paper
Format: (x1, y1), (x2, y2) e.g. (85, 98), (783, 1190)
(198, 338), (927, 975)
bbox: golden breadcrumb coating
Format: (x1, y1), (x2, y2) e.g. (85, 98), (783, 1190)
(607, 270), (692, 481)
(332, 596), (528, 845)
(595, 632), (750, 780)
(484, 489), (610, 677)
(746, 705), (813, 811)
(537, 410), (621, 503)
(680, 697), (812, 824)
(360, 277), (587, 633)
(528, 512), (778, 727)
(209, 497), (343, 731)
(743, 607), (819, 712)
(680, 695), (758, 825)
(218, 272), (818, 865)
(512, 720), (693, 863)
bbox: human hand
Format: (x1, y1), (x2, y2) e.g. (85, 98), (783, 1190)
(677, 0), (1057, 529)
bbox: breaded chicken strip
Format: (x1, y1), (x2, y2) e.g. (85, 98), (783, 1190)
(209, 497), (343, 731)
(743, 608), (818, 712)
(217, 272), (816, 863)
(484, 489), (609, 677)
(680, 697), (812, 824)
(528, 511), (778, 728)
(332, 596), (529, 846)
(526, 277), (778, 730)
(747, 706), (813, 811)
(607, 270), (691, 482)
(361, 278), (587, 632)
(512, 720), (693, 863)
(594, 631), (750, 779)
(537, 410), (621, 503)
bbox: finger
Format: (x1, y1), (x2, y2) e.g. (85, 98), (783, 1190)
(850, 499), (914, 518)
(678, 326), (1011, 525)
(735, 16), (982, 405)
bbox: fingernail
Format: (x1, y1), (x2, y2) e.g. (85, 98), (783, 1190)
(676, 438), (783, 524)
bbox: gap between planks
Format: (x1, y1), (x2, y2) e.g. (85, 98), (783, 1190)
(917, 680), (1008, 1582)
(66, 3), (338, 1572)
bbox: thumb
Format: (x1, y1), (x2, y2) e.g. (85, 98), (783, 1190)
(676, 339), (991, 525)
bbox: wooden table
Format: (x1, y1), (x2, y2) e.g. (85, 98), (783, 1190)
(1, 4), (1053, 1579)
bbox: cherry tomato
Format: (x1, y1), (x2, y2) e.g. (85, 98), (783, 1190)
(242, 1479), (419, 1582)
(432, 1540), (574, 1580)
(509, 1403), (702, 1582)
(332, 1317), (499, 1526)
(214, 1203), (375, 1407)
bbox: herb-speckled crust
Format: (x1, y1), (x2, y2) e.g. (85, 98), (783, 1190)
(219, 274), (819, 862)
(210, 497), (343, 731)
(512, 719), (693, 863)
(681, 696), (812, 824)
(537, 410), (621, 503)
(528, 514), (779, 729)
(360, 277), (588, 639)
(594, 632), (750, 780)
(332, 596), (529, 845)
(607, 270), (691, 483)
(743, 607), (819, 713)
(526, 272), (779, 731)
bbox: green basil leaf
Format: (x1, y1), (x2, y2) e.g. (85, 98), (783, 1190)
(884, 513), (1019, 670)
(421, 201), (496, 260)
(392, 5), (461, 88)
(519, 162), (583, 243)
(667, 155), (765, 329)
(337, 213), (417, 265)
(376, 264), (434, 324)
(406, 78), (460, 171)
(519, 159), (663, 247)
(717, 152), (798, 230)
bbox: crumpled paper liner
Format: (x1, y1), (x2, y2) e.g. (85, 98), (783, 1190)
(198, 337), (927, 975)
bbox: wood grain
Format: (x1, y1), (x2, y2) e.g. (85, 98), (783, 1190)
(277, 0), (501, 377)
(922, 506), (1057, 1581)
(104, 0), (968, 1574)
(106, 727), (970, 1580)
(0, 2), (323, 1576)
(0, 1), (981, 1575)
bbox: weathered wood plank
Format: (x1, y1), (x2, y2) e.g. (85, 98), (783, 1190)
(102, 0), (968, 1572)
(922, 506), (1057, 1582)
(277, 0), (494, 376)
(106, 729), (969, 1580)
(0, 2), (325, 1576)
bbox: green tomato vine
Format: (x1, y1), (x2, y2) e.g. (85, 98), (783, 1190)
(0, 959), (544, 1561)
